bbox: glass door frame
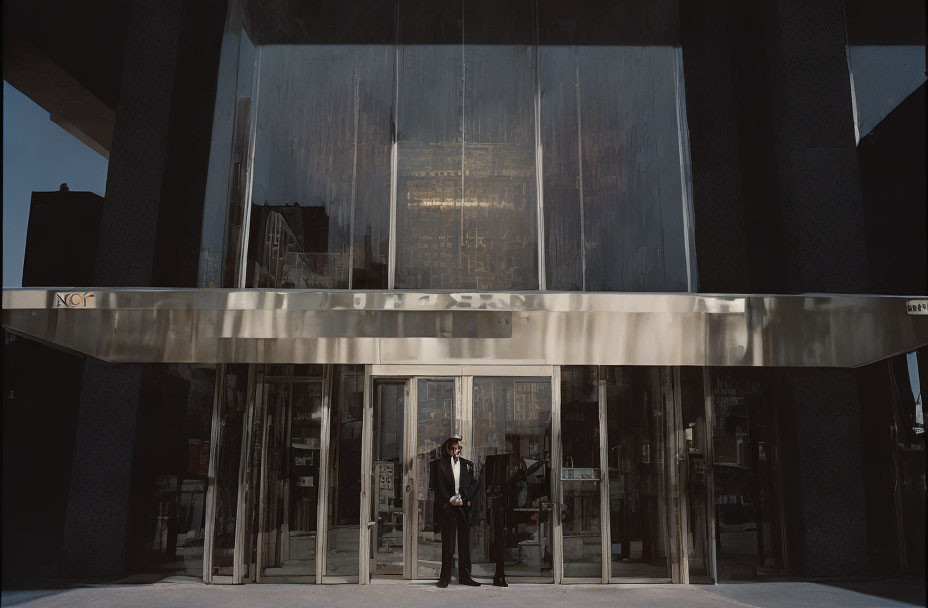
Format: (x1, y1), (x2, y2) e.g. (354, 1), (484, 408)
(253, 370), (328, 583)
(359, 365), (562, 584)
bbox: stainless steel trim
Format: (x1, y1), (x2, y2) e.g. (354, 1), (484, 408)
(359, 365), (374, 583)
(255, 380), (271, 582)
(405, 378), (417, 579)
(320, 575), (360, 584)
(203, 364), (225, 583)
(661, 368), (678, 583)
(5, 290), (923, 368)
(551, 366), (563, 584)
(372, 365), (462, 377)
(702, 368), (718, 584)
(372, 365), (554, 377)
(598, 369), (610, 583)
(459, 376), (473, 462)
(671, 367), (689, 584)
(317, 365), (334, 580)
(232, 365), (257, 583)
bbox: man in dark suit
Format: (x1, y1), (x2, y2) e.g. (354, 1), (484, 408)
(431, 436), (481, 587)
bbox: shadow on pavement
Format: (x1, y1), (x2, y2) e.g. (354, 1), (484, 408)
(821, 579), (925, 606)
(1, 589), (72, 607)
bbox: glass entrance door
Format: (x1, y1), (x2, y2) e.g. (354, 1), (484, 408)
(413, 379), (455, 579)
(471, 376), (555, 582)
(370, 381), (406, 576)
(369, 377), (456, 579)
(257, 379), (323, 580)
(363, 368), (555, 583)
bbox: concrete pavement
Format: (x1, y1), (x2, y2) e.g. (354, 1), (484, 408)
(2, 579), (924, 608)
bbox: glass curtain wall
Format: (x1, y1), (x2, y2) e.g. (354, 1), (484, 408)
(210, 0), (694, 292)
(235, 1), (395, 289)
(394, 0), (539, 289)
(539, 0), (690, 291)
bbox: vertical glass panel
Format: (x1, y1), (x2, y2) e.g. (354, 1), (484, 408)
(394, 2), (464, 289)
(540, 45), (583, 290)
(416, 379), (455, 578)
(236, 1), (395, 289)
(605, 366), (670, 579)
(580, 45), (687, 291)
(351, 46), (395, 288)
(325, 365), (365, 577)
(248, 45), (354, 288)
(539, 0), (690, 292)
(560, 366), (602, 578)
(461, 0), (539, 290)
(242, 367), (266, 580)
(471, 377), (553, 581)
(260, 381), (322, 577)
(709, 369), (785, 580)
(371, 382), (405, 576)
(212, 365), (249, 575)
(215, 31), (258, 288)
(679, 367), (712, 582)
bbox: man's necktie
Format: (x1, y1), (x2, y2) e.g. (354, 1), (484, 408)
(454, 456), (459, 464)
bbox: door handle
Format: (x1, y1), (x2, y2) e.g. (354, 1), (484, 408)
(406, 484), (412, 493)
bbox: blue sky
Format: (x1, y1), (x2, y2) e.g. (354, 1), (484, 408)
(3, 81), (109, 287)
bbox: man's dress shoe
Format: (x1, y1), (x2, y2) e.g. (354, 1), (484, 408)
(492, 578), (508, 587)
(460, 578), (481, 587)
(437, 580), (449, 588)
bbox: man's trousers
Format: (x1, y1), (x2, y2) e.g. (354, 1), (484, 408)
(438, 506), (472, 582)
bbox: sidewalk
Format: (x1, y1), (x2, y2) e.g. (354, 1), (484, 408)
(2, 579), (924, 608)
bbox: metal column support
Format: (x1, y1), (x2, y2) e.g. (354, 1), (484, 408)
(457, 376), (474, 461)
(551, 366), (564, 584)
(661, 367), (686, 584)
(254, 378), (272, 582)
(404, 378), (417, 579)
(598, 367), (611, 583)
(671, 367), (690, 584)
(203, 364), (226, 583)
(316, 365), (334, 580)
(232, 365), (257, 583)
(702, 368), (718, 584)
(358, 365), (374, 583)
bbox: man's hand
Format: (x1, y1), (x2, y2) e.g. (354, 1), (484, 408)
(450, 494), (464, 507)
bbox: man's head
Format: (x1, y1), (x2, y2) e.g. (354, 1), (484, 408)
(444, 436), (462, 458)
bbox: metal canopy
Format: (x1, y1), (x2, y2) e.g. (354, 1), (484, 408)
(2, 289), (926, 367)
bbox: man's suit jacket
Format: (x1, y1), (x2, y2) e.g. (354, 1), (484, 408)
(431, 454), (478, 524)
